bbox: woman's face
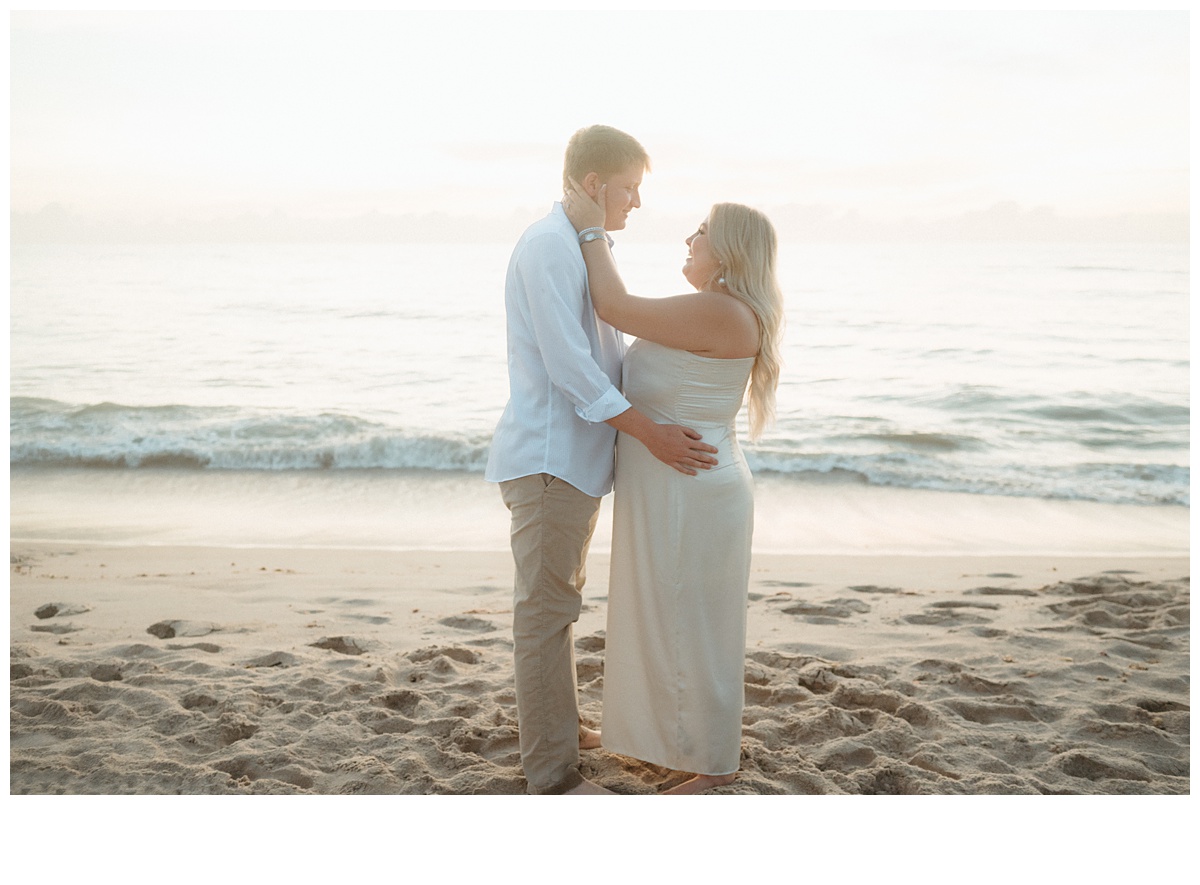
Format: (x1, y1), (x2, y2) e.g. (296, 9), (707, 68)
(683, 220), (721, 290)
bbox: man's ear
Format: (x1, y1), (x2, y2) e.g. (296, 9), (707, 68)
(582, 172), (601, 197)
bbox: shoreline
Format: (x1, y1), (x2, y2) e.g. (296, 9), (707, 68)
(9, 466), (1190, 556)
(10, 540), (1189, 795)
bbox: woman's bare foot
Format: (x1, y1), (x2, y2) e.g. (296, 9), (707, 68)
(663, 773), (736, 795)
(565, 777), (614, 795)
(578, 726), (602, 750)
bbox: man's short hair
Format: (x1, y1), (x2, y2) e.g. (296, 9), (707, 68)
(563, 125), (650, 190)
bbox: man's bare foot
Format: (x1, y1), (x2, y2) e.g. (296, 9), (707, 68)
(565, 778), (614, 795)
(663, 773), (736, 795)
(578, 726), (602, 750)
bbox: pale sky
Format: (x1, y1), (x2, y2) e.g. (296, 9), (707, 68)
(9, 9), (1191, 241)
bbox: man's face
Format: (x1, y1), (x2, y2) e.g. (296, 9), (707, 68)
(597, 163), (644, 231)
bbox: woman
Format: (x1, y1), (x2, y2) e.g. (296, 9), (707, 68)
(564, 180), (784, 794)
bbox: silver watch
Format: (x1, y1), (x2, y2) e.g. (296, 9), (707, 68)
(579, 230), (608, 245)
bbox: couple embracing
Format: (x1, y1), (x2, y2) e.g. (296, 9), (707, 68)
(485, 125), (784, 795)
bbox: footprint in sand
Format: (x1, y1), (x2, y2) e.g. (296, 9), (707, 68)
(1054, 749), (1153, 783)
(575, 658), (603, 684)
(243, 651), (298, 668)
(438, 615), (496, 633)
(167, 642), (221, 653)
(904, 604), (993, 626)
(377, 689), (423, 717)
(30, 623), (83, 634)
(406, 646), (482, 665)
(1136, 698), (1188, 713)
(966, 586), (1038, 597)
(928, 601), (1001, 611)
(147, 620), (218, 639)
(782, 598), (871, 620)
(90, 664), (123, 682)
(575, 634), (605, 653)
(181, 693), (221, 712)
(309, 636), (368, 656)
(940, 698), (1041, 724)
(35, 602), (91, 619)
(216, 717), (259, 747)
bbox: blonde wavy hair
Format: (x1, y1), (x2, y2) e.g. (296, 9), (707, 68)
(705, 203), (785, 439)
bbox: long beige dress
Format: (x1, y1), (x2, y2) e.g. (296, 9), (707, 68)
(601, 338), (755, 776)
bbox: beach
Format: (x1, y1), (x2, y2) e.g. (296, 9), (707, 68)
(8, 13), (1191, 875)
(10, 475), (1189, 795)
(6, 245), (1192, 885)
(9, 238), (1190, 800)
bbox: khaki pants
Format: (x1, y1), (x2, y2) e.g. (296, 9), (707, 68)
(500, 473), (601, 794)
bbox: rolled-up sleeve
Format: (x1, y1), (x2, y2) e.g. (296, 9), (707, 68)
(516, 234), (631, 424)
(576, 385), (631, 423)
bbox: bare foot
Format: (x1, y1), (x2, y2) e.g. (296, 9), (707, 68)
(663, 773), (736, 795)
(578, 726), (602, 750)
(565, 778), (614, 795)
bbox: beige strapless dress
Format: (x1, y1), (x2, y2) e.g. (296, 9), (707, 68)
(601, 338), (755, 776)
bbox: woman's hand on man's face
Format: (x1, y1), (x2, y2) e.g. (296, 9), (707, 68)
(564, 176), (607, 233)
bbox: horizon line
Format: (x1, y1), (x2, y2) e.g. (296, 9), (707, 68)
(10, 202), (1189, 245)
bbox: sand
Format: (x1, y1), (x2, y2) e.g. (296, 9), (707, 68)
(9, 541), (1189, 796)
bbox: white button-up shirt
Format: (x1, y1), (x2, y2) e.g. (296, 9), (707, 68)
(485, 203), (632, 497)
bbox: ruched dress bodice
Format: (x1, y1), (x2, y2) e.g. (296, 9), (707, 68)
(622, 338), (754, 428)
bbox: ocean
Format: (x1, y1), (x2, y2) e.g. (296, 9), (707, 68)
(9, 238), (1190, 553)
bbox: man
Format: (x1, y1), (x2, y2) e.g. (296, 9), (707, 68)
(485, 125), (717, 794)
